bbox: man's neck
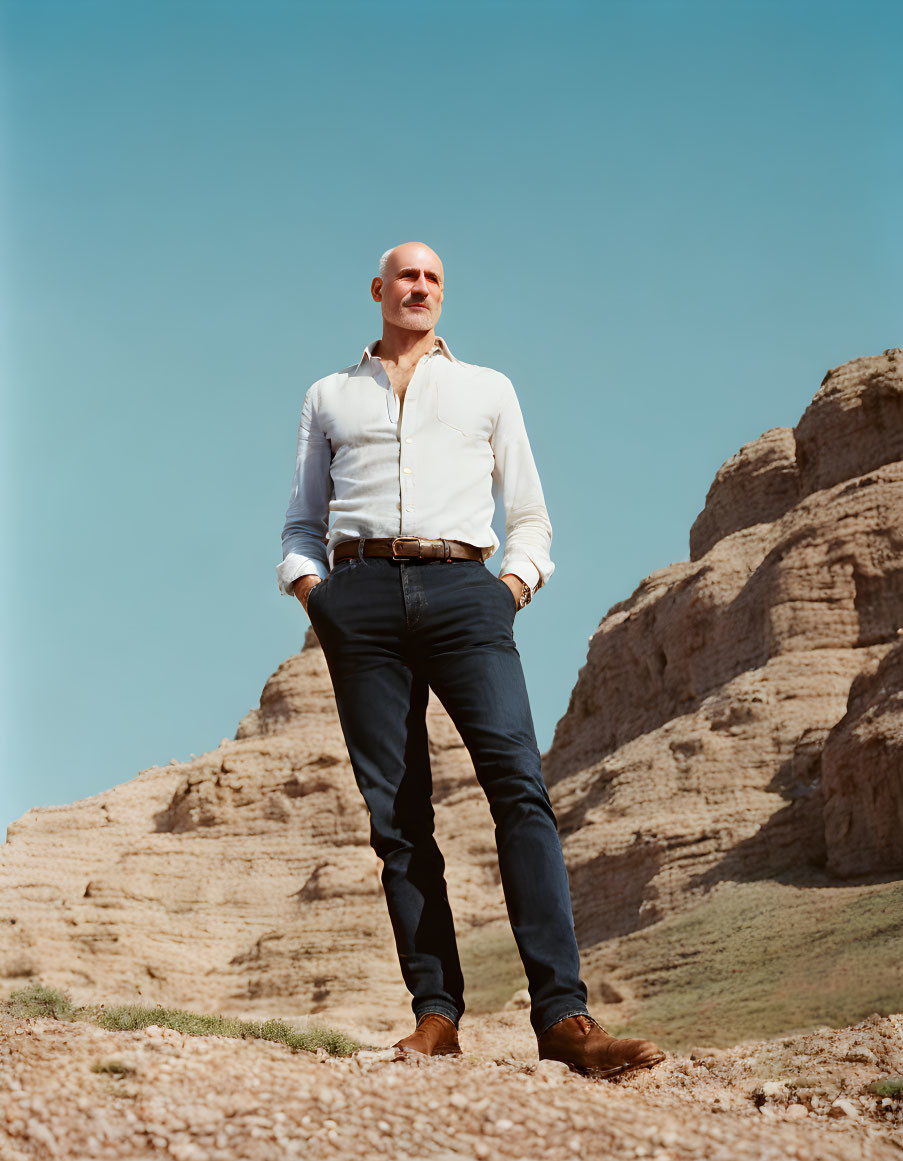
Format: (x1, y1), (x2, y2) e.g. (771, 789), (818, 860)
(373, 323), (437, 368)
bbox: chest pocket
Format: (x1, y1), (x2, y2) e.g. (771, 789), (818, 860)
(436, 381), (491, 439)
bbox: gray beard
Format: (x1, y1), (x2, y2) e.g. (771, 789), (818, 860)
(399, 306), (435, 329)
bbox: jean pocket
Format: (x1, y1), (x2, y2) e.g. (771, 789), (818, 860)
(306, 577), (328, 610)
(487, 570), (518, 614)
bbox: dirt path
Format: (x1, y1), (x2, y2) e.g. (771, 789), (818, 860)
(2, 1011), (902, 1160)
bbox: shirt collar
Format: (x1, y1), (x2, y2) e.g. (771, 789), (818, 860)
(356, 335), (458, 370)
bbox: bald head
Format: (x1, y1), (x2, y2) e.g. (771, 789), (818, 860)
(371, 241), (444, 336)
(378, 241), (444, 283)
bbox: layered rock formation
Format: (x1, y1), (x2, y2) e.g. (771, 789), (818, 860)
(0, 636), (510, 1034)
(546, 348), (903, 947)
(821, 639), (903, 877)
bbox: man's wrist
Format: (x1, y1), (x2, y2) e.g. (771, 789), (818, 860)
(499, 558), (542, 595)
(292, 573), (321, 597)
(500, 573), (533, 609)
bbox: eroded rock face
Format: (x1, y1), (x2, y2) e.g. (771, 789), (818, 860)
(0, 628), (508, 1034)
(547, 348), (903, 945)
(821, 639), (903, 877)
(689, 427), (799, 560)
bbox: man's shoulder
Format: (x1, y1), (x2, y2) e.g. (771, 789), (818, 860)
(303, 363), (361, 399)
(444, 356), (515, 392)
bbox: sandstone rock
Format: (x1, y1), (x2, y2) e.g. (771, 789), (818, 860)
(0, 632), (509, 1033)
(546, 349), (903, 945)
(821, 639), (903, 876)
(689, 427), (799, 560)
(796, 349), (903, 496)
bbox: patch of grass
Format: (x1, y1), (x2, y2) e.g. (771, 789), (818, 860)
(869, 1077), (903, 1099)
(93, 1003), (364, 1056)
(5, 983), (77, 1021)
(3, 982), (366, 1057)
(582, 877), (903, 1053)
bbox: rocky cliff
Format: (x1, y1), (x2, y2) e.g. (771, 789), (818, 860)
(546, 348), (903, 948)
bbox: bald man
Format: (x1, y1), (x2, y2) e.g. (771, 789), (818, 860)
(276, 242), (665, 1079)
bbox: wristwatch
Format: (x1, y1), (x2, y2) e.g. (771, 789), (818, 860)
(515, 579), (537, 610)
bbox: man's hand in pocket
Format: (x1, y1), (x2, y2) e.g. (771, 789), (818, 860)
(500, 573), (525, 611)
(292, 575), (323, 615)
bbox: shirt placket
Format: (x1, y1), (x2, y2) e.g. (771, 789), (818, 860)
(398, 354), (431, 535)
(368, 349), (434, 536)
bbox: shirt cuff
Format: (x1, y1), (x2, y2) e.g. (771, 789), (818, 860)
(499, 557), (542, 593)
(277, 554), (329, 596)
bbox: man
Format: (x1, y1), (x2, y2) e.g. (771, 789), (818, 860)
(276, 241), (665, 1080)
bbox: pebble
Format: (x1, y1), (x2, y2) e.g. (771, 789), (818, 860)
(535, 1059), (572, 1081)
(353, 1049), (396, 1064)
(828, 1099), (860, 1118)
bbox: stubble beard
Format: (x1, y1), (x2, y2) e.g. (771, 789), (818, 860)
(396, 303), (437, 332)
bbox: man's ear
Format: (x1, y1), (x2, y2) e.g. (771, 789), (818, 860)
(370, 277), (383, 302)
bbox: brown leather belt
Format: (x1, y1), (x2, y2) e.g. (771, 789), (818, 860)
(332, 537), (485, 564)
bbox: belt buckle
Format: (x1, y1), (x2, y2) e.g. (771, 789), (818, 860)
(391, 537), (422, 560)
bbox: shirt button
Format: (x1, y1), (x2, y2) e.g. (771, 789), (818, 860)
(405, 437), (413, 443)
(402, 467), (413, 474)
(405, 506), (413, 512)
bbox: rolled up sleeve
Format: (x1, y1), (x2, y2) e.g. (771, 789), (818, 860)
(276, 383), (332, 595)
(490, 376), (555, 593)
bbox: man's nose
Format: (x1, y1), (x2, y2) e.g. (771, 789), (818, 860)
(411, 273), (430, 296)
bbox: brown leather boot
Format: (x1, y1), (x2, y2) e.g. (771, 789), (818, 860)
(538, 1014), (666, 1080)
(392, 1013), (462, 1058)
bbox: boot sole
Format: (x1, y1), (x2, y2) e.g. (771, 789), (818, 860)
(565, 1051), (667, 1081)
(393, 1045), (463, 1058)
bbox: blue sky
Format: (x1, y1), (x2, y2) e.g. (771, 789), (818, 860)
(1, 0), (900, 836)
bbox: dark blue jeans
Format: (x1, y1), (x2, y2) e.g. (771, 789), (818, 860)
(306, 550), (589, 1038)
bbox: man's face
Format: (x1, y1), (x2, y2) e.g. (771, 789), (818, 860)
(372, 244), (444, 333)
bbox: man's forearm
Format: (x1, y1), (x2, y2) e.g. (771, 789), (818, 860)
(277, 382), (332, 597)
(491, 376), (555, 594)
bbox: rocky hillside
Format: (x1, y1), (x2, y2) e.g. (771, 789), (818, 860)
(546, 349), (903, 950)
(0, 641), (511, 1040)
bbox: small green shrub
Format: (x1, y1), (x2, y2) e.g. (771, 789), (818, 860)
(5, 983), (76, 1020)
(868, 1077), (903, 1099)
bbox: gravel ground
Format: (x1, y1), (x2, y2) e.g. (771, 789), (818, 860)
(2, 1010), (902, 1160)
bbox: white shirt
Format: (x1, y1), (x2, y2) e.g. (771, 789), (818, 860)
(276, 336), (555, 597)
